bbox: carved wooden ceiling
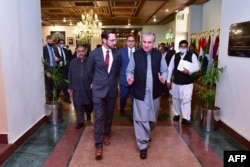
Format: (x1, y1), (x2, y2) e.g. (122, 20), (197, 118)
(41, 0), (209, 26)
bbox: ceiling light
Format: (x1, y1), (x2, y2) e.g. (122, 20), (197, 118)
(128, 19), (131, 26)
(165, 9), (169, 12)
(63, 18), (66, 22)
(153, 16), (156, 22)
(73, 9), (102, 40)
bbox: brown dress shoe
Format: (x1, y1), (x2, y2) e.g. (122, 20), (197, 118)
(103, 135), (111, 146)
(95, 147), (103, 159)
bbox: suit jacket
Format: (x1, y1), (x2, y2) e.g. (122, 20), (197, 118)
(119, 47), (139, 86)
(43, 45), (60, 71)
(55, 47), (71, 75)
(87, 47), (121, 98)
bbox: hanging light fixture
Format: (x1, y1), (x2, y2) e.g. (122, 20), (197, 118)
(128, 19), (131, 26)
(73, 9), (102, 40)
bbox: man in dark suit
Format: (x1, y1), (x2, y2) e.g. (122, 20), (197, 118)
(56, 39), (71, 103)
(68, 45), (93, 129)
(119, 35), (138, 120)
(43, 35), (61, 101)
(87, 30), (121, 159)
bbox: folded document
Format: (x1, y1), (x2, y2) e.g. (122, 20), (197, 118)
(177, 59), (192, 71)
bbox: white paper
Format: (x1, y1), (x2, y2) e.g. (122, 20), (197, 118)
(177, 59), (192, 71)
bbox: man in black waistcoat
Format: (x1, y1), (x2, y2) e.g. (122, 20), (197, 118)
(166, 40), (200, 126)
(126, 31), (168, 159)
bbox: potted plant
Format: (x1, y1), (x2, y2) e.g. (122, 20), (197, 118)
(197, 60), (225, 131)
(42, 59), (69, 124)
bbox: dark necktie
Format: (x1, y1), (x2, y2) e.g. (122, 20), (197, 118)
(61, 49), (64, 61)
(104, 50), (109, 71)
(61, 48), (66, 65)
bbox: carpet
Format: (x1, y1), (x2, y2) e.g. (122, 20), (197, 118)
(69, 126), (201, 167)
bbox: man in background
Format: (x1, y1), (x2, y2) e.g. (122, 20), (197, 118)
(56, 39), (71, 103)
(167, 40), (200, 126)
(43, 35), (60, 101)
(68, 45), (93, 129)
(119, 35), (138, 121)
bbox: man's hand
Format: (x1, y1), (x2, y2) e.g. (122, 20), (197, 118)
(54, 56), (60, 62)
(68, 89), (73, 96)
(127, 75), (134, 85)
(158, 72), (165, 84)
(182, 68), (189, 74)
(46, 72), (51, 78)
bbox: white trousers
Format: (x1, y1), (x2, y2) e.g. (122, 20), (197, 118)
(171, 83), (193, 121)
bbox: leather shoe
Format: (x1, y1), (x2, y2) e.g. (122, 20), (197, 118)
(182, 119), (192, 127)
(95, 147), (103, 159)
(75, 122), (85, 129)
(173, 115), (180, 122)
(103, 135), (110, 146)
(140, 148), (147, 159)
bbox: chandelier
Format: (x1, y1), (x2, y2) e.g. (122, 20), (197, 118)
(73, 9), (102, 40)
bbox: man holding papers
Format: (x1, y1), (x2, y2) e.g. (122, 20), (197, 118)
(167, 40), (200, 126)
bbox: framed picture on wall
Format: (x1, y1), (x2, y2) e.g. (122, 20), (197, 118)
(50, 31), (66, 43)
(67, 37), (75, 46)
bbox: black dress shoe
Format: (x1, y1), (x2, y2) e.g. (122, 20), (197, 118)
(173, 115), (180, 122)
(182, 119), (192, 127)
(75, 122), (85, 129)
(140, 148), (147, 159)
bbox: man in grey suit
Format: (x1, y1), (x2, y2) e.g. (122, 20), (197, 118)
(87, 30), (120, 159)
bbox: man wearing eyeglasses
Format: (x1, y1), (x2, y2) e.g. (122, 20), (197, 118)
(119, 35), (139, 121)
(167, 40), (200, 126)
(87, 30), (121, 159)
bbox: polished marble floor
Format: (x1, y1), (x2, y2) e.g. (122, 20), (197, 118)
(1, 94), (247, 167)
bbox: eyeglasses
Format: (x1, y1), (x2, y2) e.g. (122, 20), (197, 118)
(108, 39), (117, 42)
(127, 40), (135, 42)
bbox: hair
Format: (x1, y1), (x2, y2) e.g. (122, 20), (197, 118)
(75, 44), (85, 50)
(141, 31), (156, 42)
(161, 46), (168, 52)
(46, 35), (53, 40)
(160, 42), (166, 46)
(101, 29), (116, 40)
(179, 40), (188, 46)
(126, 34), (135, 40)
(57, 39), (65, 44)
